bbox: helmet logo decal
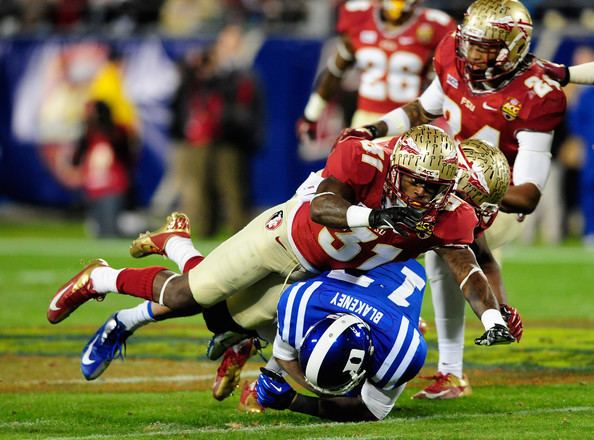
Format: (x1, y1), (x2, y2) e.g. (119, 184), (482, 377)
(398, 137), (421, 155)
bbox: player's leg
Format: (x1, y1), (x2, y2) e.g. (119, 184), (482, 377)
(413, 251), (471, 400)
(81, 214), (207, 379)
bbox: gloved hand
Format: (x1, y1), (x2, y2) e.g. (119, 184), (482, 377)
(537, 59), (569, 86)
(255, 368), (296, 410)
(368, 207), (423, 235)
(500, 304), (523, 342)
(296, 116), (318, 141)
(474, 324), (516, 346)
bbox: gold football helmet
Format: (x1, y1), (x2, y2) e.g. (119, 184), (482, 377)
(381, 0), (418, 24)
(456, 139), (511, 216)
(385, 125), (458, 211)
(455, 0), (533, 85)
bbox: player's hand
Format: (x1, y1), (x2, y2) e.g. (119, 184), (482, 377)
(296, 116), (318, 141)
(336, 127), (375, 142)
(369, 207), (423, 235)
(255, 368), (296, 410)
(474, 324), (516, 346)
(538, 59), (569, 86)
(500, 304), (523, 342)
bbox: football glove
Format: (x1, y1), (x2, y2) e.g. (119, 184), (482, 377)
(500, 304), (523, 342)
(474, 324), (516, 346)
(369, 207), (423, 235)
(537, 59), (569, 86)
(296, 116), (318, 141)
(255, 368), (296, 410)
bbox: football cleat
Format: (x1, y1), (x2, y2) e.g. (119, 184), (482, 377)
(212, 338), (257, 401)
(81, 313), (131, 380)
(412, 372), (472, 400)
(130, 212), (190, 258)
(206, 331), (249, 361)
(238, 380), (265, 413)
(47, 259), (109, 324)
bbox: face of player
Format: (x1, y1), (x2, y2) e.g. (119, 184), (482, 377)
(399, 174), (447, 209)
(464, 42), (499, 74)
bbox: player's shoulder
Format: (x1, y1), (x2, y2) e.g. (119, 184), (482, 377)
(434, 195), (477, 244)
(337, 0), (373, 33)
(516, 60), (567, 115)
(433, 31), (456, 73)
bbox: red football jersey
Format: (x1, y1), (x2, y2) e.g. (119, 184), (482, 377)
(337, 2), (455, 114)
(288, 136), (478, 272)
(434, 34), (567, 170)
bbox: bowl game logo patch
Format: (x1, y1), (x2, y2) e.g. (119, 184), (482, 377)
(265, 210), (283, 230)
(415, 221), (434, 239)
(501, 97), (522, 121)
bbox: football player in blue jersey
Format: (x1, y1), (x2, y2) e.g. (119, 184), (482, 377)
(253, 259), (428, 421)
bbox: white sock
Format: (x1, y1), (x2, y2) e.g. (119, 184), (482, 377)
(116, 301), (156, 332)
(91, 266), (123, 293)
(426, 251), (466, 378)
(164, 236), (202, 272)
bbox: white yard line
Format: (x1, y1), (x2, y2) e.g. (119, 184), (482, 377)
(14, 406), (592, 440)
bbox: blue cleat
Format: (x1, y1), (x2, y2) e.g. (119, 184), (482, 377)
(81, 314), (131, 381)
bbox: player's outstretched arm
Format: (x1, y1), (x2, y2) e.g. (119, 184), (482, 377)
(436, 246), (515, 346)
(471, 236), (524, 342)
(257, 363), (378, 422)
(298, 35), (355, 141)
(363, 99), (438, 138)
(539, 59), (594, 86)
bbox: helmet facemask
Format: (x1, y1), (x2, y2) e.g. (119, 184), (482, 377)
(384, 125), (459, 216)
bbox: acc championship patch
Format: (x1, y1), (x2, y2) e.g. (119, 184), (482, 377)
(265, 210), (283, 230)
(501, 97), (522, 121)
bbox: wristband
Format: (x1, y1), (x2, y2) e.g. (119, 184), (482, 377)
(304, 93), (327, 122)
(480, 308), (507, 331)
(346, 205), (372, 228)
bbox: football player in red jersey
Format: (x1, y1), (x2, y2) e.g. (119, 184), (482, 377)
(297, 0), (455, 141)
(48, 125), (516, 384)
(360, 0), (561, 399)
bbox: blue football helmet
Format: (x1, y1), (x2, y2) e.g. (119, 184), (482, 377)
(298, 313), (374, 396)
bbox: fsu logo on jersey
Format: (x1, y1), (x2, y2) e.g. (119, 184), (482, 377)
(501, 97), (522, 121)
(265, 210), (283, 230)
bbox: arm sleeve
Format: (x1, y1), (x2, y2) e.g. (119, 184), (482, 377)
(272, 332), (298, 361)
(418, 77), (445, 116)
(360, 380), (405, 420)
(513, 130), (553, 192)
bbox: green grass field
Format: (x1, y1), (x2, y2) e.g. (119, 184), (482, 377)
(0, 218), (593, 439)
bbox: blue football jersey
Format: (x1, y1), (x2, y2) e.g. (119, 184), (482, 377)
(277, 259), (428, 390)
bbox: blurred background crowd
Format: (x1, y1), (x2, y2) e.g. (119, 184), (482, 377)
(0, 0), (593, 246)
